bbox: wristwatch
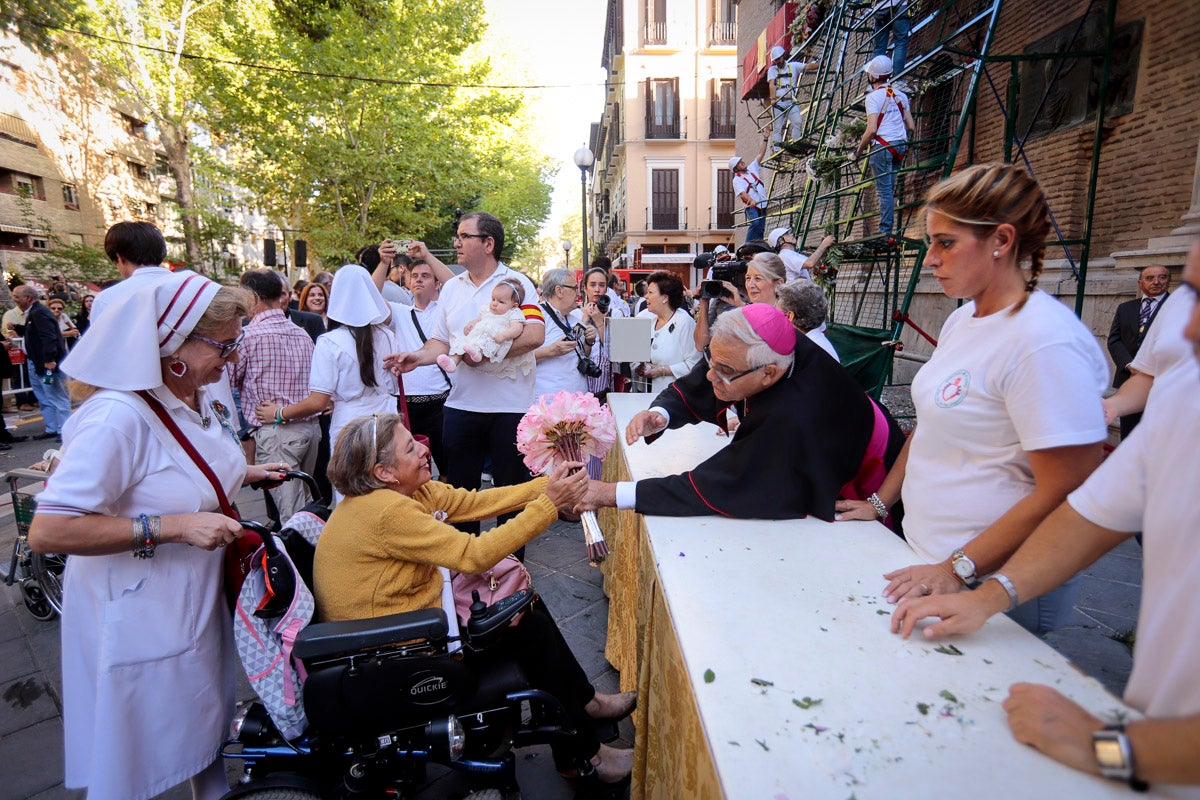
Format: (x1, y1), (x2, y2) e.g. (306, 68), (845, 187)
(951, 549), (977, 584)
(1093, 724), (1149, 791)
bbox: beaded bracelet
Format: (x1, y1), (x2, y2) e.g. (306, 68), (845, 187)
(132, 513), (159, 559)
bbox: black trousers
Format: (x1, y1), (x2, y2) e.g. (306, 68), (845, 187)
(405, 396), (446, 477)
(441, 408), (533, 538)
(470, 599), (598, 769)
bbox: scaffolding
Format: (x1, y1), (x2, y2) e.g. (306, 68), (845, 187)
(750, 0), (1119, 398)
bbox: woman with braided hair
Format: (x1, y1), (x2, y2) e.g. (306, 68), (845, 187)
(834, 163), (1109, 635)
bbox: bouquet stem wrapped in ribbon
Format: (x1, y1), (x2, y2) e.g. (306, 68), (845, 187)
(516, 391), (618, 565)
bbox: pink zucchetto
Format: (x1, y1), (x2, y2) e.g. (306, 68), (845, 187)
(741, 303), (796, 356)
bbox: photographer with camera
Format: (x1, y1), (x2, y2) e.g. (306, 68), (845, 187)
(692, 248), (749, 352)
(534, 269), (598, 400)
(581, 266), (625, 404)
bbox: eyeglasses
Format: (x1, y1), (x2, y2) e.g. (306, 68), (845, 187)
(189, 331), (245, 359)
(453, 232), (490, 244)
(702, 345), (766, 385)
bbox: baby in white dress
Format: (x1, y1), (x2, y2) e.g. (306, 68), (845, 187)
(438, 279), (533, 380)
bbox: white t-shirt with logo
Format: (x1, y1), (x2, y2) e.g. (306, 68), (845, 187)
(1069, 357), (1200, 800)
(865, 84), (910, 145)
(431, 263), (541, 414)
(902, 291), (1108, 564)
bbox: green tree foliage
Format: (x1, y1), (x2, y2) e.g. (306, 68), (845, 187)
(202, 0), (552, 266)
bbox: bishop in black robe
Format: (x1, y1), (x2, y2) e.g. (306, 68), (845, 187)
(630, 330), (905, 520)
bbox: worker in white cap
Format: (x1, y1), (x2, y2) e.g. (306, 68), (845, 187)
(728, 128), (771, 242)
(853, 55), (914, 241)
(767, 44), (820, 151)
(768, 227), (838, 281)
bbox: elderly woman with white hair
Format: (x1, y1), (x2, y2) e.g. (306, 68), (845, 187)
(28, 272), (287, 800)
(256, 265), (400, 471)
(584, 304), (906, 520)
(776, 278), (839, 362)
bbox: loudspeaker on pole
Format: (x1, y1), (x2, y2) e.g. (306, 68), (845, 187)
(295, 239), (307, 269)
(263, 239), (276, 267)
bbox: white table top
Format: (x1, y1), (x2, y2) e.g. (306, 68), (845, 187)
(607, 393), (1144, 799)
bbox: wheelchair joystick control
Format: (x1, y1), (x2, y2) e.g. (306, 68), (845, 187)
(468, 590), (488, 622)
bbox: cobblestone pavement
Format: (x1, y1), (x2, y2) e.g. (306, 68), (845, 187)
(0, 405), (1138, 799)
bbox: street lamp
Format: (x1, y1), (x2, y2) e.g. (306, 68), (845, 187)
(562, 239), (572, 268)
(573, 146), (594, 266)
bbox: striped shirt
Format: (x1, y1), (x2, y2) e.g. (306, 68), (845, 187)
(227, 308), (317, 425)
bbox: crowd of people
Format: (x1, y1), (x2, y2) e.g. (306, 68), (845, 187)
(13, 159), (1200, 798)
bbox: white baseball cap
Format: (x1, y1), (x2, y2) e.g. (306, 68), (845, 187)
(865, 55), (893, 78)
(714, 245), (729, 255)
(770, 45), (786, 61)
(768, 227), (792, 248)
(728, 155), (742, 171)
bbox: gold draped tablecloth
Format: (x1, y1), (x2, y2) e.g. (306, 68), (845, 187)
(599, 439), (721, 798)
(594, 394), (1139, 800)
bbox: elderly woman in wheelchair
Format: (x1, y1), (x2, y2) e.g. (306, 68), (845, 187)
(311, 413), (635, 787)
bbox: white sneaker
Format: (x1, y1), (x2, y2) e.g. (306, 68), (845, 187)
(892, 79), (913, 94)
(481, 472), (493, 483)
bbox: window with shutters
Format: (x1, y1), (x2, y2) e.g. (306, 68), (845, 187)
(644, 0), (667, 45)
(710, 79), (736, 139)
(716, 169), (734, 229)
(646, 78), (679, 139)
(651, 169), (679, 230)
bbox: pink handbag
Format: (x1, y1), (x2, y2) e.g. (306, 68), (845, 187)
(450, 555), (532, 627)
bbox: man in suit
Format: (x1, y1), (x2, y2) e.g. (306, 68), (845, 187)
(1107, 264), (1170, 438)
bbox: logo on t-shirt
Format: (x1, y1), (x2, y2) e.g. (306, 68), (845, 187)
(935, 369), (970, 408)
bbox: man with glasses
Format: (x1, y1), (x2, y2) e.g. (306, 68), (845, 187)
(1107, 264), (1170, 438)
(228, 269), (319, 518)
(580, 304), (904, 520)
(387, 212), (544, 534)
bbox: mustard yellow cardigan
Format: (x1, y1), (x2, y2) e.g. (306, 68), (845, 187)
(314, 477), (555, 622)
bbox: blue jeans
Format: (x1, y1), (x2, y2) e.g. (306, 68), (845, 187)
(1006, 575), (1080, 637)
(29, 368), (72, 434)
(873, 5), (911, 78)
(868, 144), (905, 235)
(745, 206), (766, 243)
(442, 407), (533, 538)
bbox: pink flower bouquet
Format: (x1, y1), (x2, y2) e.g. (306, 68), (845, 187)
(516, 391), (617, 564)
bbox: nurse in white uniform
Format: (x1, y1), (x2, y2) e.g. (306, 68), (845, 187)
(255, 264), (400, 492)
(29, 272), (287, 800)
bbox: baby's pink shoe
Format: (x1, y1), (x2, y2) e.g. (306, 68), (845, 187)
(436, 354), (457, 373)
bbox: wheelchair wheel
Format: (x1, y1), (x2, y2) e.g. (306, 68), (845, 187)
(21, 580), (56, 621)
(220, 789), (322, 800)
(30, 552), (65, 617)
